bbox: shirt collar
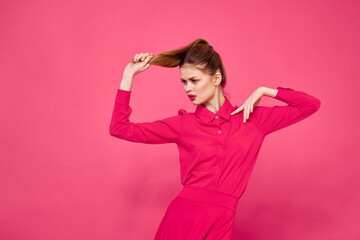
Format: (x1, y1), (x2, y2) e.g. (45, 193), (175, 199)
(194, 96), (234, 123)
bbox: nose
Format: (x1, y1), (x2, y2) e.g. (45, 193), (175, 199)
(185, 84), (192, 93)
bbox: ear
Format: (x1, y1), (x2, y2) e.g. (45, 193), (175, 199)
(214, 72), (222, 85)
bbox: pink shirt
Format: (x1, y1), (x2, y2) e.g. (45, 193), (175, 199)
(109, 87), (321, 198)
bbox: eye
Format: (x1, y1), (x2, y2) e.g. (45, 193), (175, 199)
(180, 79), (198, 84)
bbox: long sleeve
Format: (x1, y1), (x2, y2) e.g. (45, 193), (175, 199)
(109, 89), (184, 144)
(252, 87), (321, 135)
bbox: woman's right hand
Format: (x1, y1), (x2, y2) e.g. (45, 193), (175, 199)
(124, 52), (154, 76)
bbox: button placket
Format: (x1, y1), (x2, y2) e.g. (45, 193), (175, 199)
(217, 133), (224, 167)
(219, 139), (224, 167)
(215, 116), (224, 167)
(214, 115), (222, 134)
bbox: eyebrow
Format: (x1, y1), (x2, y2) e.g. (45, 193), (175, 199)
(180, 76), (198, 81)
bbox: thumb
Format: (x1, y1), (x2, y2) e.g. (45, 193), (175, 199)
(143, 63), (151, 70)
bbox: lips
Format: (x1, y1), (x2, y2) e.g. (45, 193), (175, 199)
(188, 95), (196, 100)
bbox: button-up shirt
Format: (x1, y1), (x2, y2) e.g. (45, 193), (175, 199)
(109, 87), (321, 198)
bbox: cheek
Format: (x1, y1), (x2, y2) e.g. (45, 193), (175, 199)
(196, 82), (209, 92)
(198, 83), (213, 95)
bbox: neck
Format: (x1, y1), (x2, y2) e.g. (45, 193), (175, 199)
(202, 92), (226, 114)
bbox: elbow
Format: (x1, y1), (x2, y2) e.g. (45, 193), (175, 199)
(109, 124), (116, 137)
(109, 124), (127, 140)
(308, 98), (321, 114)
(313, 98), (321, 111)
(109, 127), (114, 136)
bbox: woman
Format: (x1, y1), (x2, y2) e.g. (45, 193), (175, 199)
(109, 39), (321, 239)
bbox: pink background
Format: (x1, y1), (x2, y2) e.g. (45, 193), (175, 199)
(1, 0), (359, 239)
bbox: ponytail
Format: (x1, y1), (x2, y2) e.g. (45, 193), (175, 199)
(149, 38), (227, 88)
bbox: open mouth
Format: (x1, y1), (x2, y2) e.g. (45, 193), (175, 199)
(188, 95), (196, 100)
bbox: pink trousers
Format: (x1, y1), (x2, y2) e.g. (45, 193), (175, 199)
(154, 185), (239, 240)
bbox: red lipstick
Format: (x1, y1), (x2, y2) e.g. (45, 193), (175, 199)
(188, 95), (196, 101)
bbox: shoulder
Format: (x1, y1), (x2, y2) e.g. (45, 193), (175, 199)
(178, 109), (188, 116)
(177, 108), (198, 119)
(250, 106), (273, 119)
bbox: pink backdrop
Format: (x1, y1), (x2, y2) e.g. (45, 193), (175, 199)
(1, 0), (359, 239)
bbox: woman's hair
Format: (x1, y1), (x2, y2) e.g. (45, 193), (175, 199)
(149, 38), (227, 88)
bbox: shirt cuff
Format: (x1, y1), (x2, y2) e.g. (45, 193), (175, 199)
(115, 89), (131, 106)
(274, 87), (294, 102)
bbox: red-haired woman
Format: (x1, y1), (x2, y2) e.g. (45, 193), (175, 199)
(109, 39), (321, 239)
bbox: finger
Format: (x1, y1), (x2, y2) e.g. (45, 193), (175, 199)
(239, 104), (244, 112)
(143, 55), (153, 65)
(249, 99), (253, 118)
(139, 56), (153, 71)
(244, 101), (247, 122)
(246, 101), (250, 121)
(230, 108), (239, 115)
(246, 101), (250, 122)
(136, 53), (144, 62)
(138, 52), (144, 61)
(144, 57), (153, 68)
(141, 53), (150, 61)
(246, 101), (250, 123)
(134, 54), (139, 62)
(243, 102), (247, 123)
(249, 100), (253, 119)
(144, 63), (150, 70)
(234, 104), (244, 115)
(250, 99), (253, 114)
(230, 104), (243, 115)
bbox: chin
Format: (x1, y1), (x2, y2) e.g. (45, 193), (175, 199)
(193, 99), (201, 104)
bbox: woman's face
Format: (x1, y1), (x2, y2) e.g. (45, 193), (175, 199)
(180, 64), (220, 105)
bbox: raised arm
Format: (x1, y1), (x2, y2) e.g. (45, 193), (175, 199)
(109, 52), (185, 144)
(109, 88), (184, 144)
(252, 87), (321, 135)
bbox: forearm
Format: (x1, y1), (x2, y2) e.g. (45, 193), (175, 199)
(260, 87), (278, 98)
(253, 86), (321, 135)
(119, 71), (135, 91)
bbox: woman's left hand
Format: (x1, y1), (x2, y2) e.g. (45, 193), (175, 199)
(230, 87), (264, 123)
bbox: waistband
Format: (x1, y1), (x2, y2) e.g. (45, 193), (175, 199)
(177, 185), (239, 212)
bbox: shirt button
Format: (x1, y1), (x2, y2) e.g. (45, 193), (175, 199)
(215, 115), (219, 119)
(218, 130), (222, 134)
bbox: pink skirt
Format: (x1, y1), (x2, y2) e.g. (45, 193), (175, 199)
(154, 185), (239, 240)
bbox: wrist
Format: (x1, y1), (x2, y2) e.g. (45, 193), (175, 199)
(120, 72), (134, 91)
(123, 70), (135, 79)
(260, 87), (277, 98)
(259, 87), (266, 96)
